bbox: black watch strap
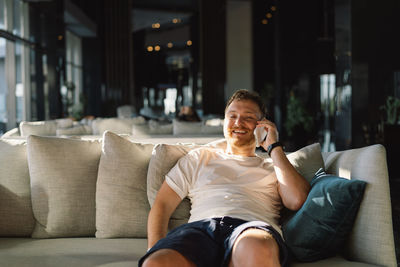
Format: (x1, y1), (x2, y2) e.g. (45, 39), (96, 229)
(267, 141), (284, 156)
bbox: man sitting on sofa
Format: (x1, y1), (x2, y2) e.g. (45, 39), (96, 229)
(140, 89), (310, 267)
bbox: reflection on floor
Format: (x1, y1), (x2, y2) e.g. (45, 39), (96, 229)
(390, 178), (400, 266)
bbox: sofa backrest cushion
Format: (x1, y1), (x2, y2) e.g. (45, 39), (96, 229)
(172, 119), (203, 135)
(147, 143), (203, 229)
(27, 135), (101, 238)
(56, 125), (92, 136)
(286, 143), (325, 183)
(96, 131), (154, 238)
(55, 118), (74, 129)
(323, 144), (397, 267)
(92, 117), (146, 135)
(20, 121), (57, 137)
(0, 139), (35, 237)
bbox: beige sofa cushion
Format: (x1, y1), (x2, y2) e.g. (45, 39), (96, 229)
(92, 117), (146, 135)
(27, 135), (101, 238)
(96, 131), (154, 238)
(0, 139), (35, 236)
(56, 125), (92, 136)
(172, 119), (203, 135)
(148, 120), (173, 135)
(323, 144), (397, 267)
(20, 121), (57, 137)
(55, 118), (74, 129)
(286, 143), (325, 182)
(147, 143), (202, 229)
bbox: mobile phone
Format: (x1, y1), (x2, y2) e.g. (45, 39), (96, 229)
(254, 127), (268, 147)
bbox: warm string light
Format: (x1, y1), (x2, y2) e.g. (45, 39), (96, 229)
(262, 5), (277, 25)
(172, 18), (182, 24)
(151, 23), (160, 29)
(146, 41), (192, 52)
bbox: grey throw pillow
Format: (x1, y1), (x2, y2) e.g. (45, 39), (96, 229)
(96, 131), (154, 238)
(0, 139), (35, 236)
(27, 135), (101, 238)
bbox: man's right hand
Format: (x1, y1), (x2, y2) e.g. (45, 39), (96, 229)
(147, 181), (182, 250)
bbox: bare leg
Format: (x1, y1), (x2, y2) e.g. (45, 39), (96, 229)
(142, 248), (196, 267)
(228, 228), (281, 267)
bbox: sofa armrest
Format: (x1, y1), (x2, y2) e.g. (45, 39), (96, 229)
(2, 127), (20, 138)
(322, 144), (397, 267)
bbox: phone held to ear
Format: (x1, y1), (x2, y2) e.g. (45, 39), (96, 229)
(254, 127), (268, 147)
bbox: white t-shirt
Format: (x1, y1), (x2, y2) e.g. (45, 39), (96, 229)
(165, 147), (283, 235)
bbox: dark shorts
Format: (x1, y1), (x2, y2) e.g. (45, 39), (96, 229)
(138, 216), (289, 267)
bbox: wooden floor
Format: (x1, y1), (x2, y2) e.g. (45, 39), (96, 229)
(390, 178), (400, 266)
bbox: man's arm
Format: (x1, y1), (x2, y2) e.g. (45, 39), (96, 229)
(258, 119), (310, 211)
(147, 180), (182, 250)
(269, 146), (310, 210)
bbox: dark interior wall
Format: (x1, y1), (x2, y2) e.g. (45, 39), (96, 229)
(351, 0), (400, 147)
(253, 0), (334, 146)
(102, 0), (134, 117)
(82, 38), (102, 117)
(199, 0), (226, 115)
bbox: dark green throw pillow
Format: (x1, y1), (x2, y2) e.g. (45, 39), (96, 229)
(282, 169), (367, 262)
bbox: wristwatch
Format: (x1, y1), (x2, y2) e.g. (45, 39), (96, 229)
(267, 142), (284, 156)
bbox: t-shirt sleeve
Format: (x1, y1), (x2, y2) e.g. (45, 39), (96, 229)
(165, 152), (197, 199)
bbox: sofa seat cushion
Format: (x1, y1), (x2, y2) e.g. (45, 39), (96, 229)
(0, 238), (378, 267)
(291, 256), (380, 267)
(0, 238), (147, 267)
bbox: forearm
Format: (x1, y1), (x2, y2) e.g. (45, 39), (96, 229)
(147, 181), (183, 250)
(271, 146), (310, 210)
(147, 204), (172, 250)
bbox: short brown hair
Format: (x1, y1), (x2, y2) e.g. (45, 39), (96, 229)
(225, 89), (267, 118)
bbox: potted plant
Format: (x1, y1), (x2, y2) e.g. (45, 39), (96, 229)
(284, 91), (314, 150)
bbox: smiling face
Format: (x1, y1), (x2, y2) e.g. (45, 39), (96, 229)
(224, 99), (262, 149)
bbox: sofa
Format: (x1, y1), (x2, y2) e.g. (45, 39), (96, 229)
(0, 131), (397, 267)
(2, 117), (224, 139)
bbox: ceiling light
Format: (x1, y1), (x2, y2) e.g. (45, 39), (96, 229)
(271, 6), (277, 11)
(155, 45), (161, 51)
(167, 42), (173, 48)
(152, 23), (160, 29)
(186, 40), (192, 46)
(147, 46), (154, 52)
(172, 18), (181, 24)
(262, 19), (268, 24)
(266, 13), (272, 18)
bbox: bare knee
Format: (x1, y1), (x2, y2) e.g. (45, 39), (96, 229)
(230, 229), (280, 267)
(142, 249), (195, 267)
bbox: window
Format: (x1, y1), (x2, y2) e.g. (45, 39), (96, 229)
(0, 0), (5, 30)
(15, 42), (23, 122)
(13, 0), (21, 36)
(320, 74), (336, 152)
(65, 31), (83, 117)
(0, 38), (6, 133)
